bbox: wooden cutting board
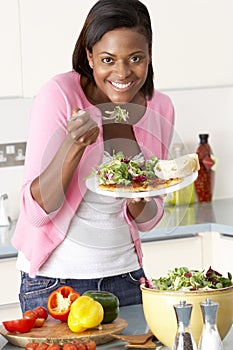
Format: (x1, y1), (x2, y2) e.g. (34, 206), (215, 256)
(0, 316), (128, 348)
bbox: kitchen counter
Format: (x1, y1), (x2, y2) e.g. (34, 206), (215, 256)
(141, 197), (233, 242)
(0, 221), (17, 259)
(1, 304), (233, 350)
(1, 198), (233, 259)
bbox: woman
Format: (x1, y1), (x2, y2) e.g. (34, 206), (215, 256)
(12, 0), (175, 312)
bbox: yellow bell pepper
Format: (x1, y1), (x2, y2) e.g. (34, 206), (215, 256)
(67, 295), (104, 333)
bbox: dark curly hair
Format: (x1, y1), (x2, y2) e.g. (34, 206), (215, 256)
(72, 0), (154, 99)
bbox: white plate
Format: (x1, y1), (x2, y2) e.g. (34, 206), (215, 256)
(86, 171), (198, 198)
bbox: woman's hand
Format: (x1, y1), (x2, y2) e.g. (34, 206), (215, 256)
(127, 197), (152, 204)
(67, 109), (100, 148)
(31, 109), (99, 213)
(126, 196), (157, 223)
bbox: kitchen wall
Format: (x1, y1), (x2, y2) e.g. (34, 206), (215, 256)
(0, 0), (233, 220)
(167, 86), (233, 202)
(0, 98), (32, 219)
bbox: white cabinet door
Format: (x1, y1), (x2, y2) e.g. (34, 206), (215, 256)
(148, 0), (233, 89)
(0, 0), (22, 97)
(206, 232), (233, 275)
(2, 0), (233, 97)
(0, 304), (21, 323)
(0, 258), (20, 305)
(20, 0), (96, 97)
(142, 236), (203, 278)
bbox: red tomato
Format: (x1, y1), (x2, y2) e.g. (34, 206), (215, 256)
(33, 306), (48, 320)
(3, 318), (35, 333)
(36, 343), (49, 350)
(23, 310), (37, 320)
(83, 340), (96, 350)
(47, 344), (61, 350)
(62, 344), (77, 350)
(25, 342), (39, 350)
(73, 342), (86, 350)
(23, 308), (46, 327)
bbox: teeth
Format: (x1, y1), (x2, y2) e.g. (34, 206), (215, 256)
(111, 81), (131, 89)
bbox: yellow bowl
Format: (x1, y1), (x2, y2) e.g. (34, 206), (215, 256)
(141, 284), (233, 348)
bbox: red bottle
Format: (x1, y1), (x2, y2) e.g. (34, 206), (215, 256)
(195, 134), (215, 202)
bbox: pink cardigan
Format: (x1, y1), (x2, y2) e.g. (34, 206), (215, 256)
(12, 71), (175, 277)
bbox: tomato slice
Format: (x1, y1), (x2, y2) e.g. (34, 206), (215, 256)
(2, 321), (16, 332)
(3, 318), (35, 333)
(23, 310), (37, 320)
(47, 286), (80, 322)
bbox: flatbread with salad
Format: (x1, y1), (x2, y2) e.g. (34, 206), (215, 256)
(90, 151), (199, 193)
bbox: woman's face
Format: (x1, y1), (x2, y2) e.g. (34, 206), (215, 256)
(86, 28), (151, 104)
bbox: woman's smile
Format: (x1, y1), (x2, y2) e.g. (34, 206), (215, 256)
(110, 81), (133, 90)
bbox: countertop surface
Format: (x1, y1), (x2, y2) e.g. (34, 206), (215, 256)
(1, 304), (233, 350)
(141, 197), (233, 242)
(1, 198), (233, 259)
(0, 221), (17, 259)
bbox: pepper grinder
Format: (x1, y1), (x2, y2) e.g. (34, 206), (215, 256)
(172, 300), (197, 350)
(198, 298), (224, 350)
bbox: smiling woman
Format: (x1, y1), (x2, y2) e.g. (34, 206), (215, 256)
(11, 0), (175, 313)
(84, 28), (151, 105)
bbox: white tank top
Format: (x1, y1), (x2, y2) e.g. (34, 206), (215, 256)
(17, 152), (141, 278)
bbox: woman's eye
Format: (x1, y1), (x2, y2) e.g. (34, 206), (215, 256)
(102, 57), (113, 63)
(130, 56), (141, 63)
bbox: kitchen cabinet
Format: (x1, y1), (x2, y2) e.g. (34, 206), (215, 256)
(19, 0), (96, 97)
(0, 304), (21, 323)
(10, 0), (233, 97)
(0, 1), (232, 97)
(0, 0), (22, 97)
(214, 234), (233, 274)
(0, 258), (20, 305)
(199, 231), (233, 275)
(142, 229), (233, 280)
(142, 236), (203, 278)
(151, 0), (233, 89)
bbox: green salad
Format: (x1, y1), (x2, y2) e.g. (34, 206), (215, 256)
(148, 266), (232, 291)
(105, 105), (129, 123)
(93, 151), (158, 186)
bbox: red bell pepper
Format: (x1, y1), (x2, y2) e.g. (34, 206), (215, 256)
(47, 286), (80, 322)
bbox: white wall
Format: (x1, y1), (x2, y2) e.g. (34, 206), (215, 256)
(167, 86), (233, 201)
(0, 98), (32, 219)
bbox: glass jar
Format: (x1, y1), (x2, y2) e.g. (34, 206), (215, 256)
(168, 143), (195, 206)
